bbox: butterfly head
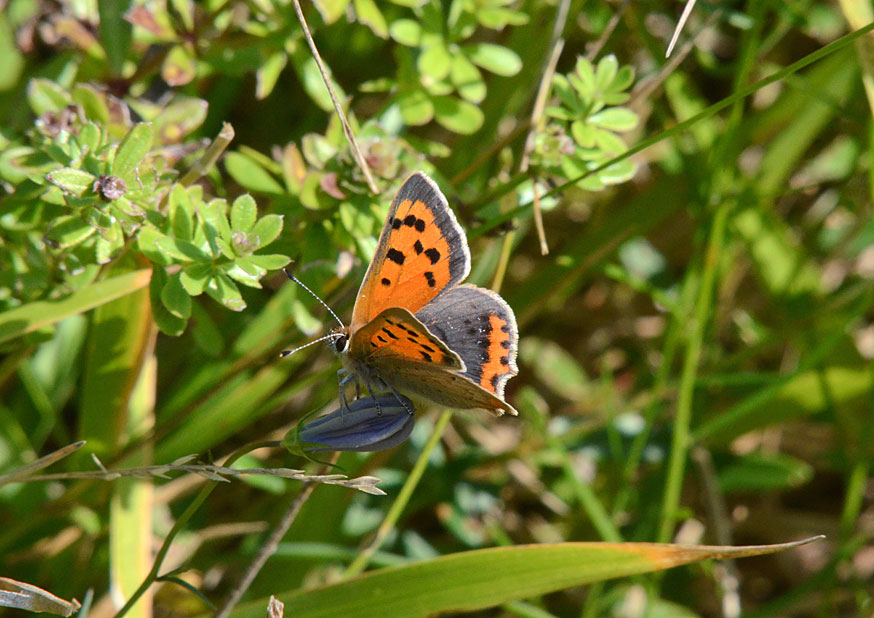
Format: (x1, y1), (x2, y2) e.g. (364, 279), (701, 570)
(330, 327), (350, 355)
(280, 268), (350, 360)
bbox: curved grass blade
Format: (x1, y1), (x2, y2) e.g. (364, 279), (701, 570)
(0, 269), (152, 344)
(225, 537), (823, 618)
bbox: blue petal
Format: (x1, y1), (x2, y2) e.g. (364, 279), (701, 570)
(297, 394), (416, 452)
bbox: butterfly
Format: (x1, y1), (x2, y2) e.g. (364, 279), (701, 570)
(287, 172), (518, 416)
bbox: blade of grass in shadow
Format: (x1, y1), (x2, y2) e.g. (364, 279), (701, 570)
(225, 537), (824, 618)
(77, 256), (156, 617)
(0, 268), (151, 344)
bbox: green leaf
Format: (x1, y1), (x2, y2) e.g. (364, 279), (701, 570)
(432, 96), (484, 134)
(293, 55), (345, 113)
(140, 227), (208, 263)
(168, 184), (195, 240)
(250, 214), (283, 248)
(199, 199), (233, 252)
(589, 108), (638, 132)
(179, 263), (213, 296)
(465, 43), (522, 77)
(205, 273), (246, 311)
(0, 269), (152, 343)
(248, 254), (290, 270)
(592, 127), (628, 155)
(397, 89), (434, 126)
(113, 123), (153, 181)
(137, 227), (170, 265)
(476, 7), (529, 28)
(27, 78), (71, 115)
(162, 44), (197, 86)
(595, 55), (619, 91)
(418, 43), (452, 82)
(312, 0), (350, 23)
(608, 65), (635, 93)
(719, 453), (814, 493)
(225, 262), (263, 289)
(256, 51), (287, 100)
(149, 267), (186, 336)
(97, 0), (132, 75)
(46, 215), (96, 249)
(224, 539), (823, 618)
(161, 273), (192, 320)
(573, 57), (595, 93)
(354, 0), (387, 38)
(390, 19), (422, 46)
(72, 84), (110, 124)
(46, 168), (96, 197)
(450, 53), (485, 103)
(224, 152), (284, 194)
(152, 96), (209, 143)
(230, 194), (258, 232)
(571, 121), (595, 148)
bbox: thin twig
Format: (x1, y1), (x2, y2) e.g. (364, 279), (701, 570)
(666, 0), (699, 58)
(290, 0), (378, 194)
(25, 458), (384, 495)
(179, 122), (235, 187)
(214, 452), (340, 618)
(586, 0), (632, 62)
(631, 9), (723, 110)
(0, 441), (85, 489)
(519, 38), (565, 256)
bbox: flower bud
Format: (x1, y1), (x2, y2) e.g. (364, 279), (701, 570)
(286, 394), (416, 453)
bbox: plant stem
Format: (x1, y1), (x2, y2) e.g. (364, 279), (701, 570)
(657, 202), (728, 543)
(343, 411), (452, 578)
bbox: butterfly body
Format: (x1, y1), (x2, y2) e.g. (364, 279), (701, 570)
(338, 172), (518, 416)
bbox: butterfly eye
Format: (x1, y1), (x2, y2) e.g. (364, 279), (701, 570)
(333, 334), (349, 353)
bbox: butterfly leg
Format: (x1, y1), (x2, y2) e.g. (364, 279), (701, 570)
(379, 378), (415, 416)
(337, 369), (356, 414)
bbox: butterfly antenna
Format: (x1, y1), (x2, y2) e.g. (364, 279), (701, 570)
(283, 268), (345, 329)
(280, 332), (342, 358)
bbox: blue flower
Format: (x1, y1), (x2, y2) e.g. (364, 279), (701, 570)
(286, 394), (416, 453)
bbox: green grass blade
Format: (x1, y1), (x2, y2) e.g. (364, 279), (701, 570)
(226, 538), (823, 618)
(0, 269), (152, 344)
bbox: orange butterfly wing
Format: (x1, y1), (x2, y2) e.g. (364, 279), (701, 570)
(349, 307), (463, 371)
(350, 172), (470, 332)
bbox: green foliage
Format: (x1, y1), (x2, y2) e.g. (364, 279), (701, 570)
(536, 55), (638, 190)
(1, 1), (872, 617)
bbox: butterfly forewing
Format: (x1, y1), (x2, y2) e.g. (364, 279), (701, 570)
(350, 307), (463, 371)
(350, 173), (471, 331)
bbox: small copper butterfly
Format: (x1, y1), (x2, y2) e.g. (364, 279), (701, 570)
(287, 172), (518, 416)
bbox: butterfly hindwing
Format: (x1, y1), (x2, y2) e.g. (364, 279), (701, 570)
(416, 284), (519, 399)
(350, 172), (470, 330)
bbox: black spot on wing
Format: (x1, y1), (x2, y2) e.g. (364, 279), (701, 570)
(420, 351), (432, 362)
(424, 248), (440, 265)
(392, 217), (403, 229)
(390, 173), (470, 287)
(387, 248), (405, 265)
(381, 277), (391, 286)
(424, 272), (436, 287)
(414, 240), (424, 254)
(416, 285), (517, 395)
(403, 214), (417, 227)
(381, 327), (399, 340)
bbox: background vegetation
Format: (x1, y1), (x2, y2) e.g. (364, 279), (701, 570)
(1, 0), (872, 616)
